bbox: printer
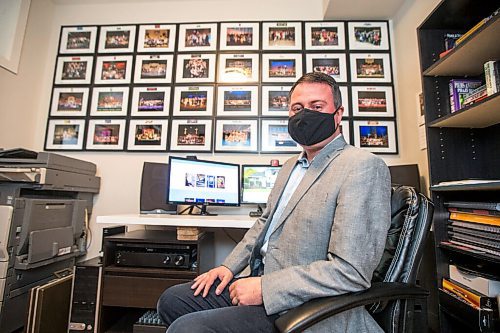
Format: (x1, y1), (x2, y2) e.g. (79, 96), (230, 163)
(0, 149), (100, 332)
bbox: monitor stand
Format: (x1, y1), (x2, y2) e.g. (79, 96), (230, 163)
(178, 204), (217, 216)
(249, 204), (264, 218)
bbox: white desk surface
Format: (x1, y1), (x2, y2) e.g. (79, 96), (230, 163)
(96, 214), (256, 229)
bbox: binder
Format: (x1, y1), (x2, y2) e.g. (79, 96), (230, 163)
(449, 212), (500, 227)
(445, 201), (500, 212)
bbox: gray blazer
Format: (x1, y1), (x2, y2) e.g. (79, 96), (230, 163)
(222, 136), (391, 332)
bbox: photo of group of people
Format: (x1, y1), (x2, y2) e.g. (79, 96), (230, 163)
(177, 124), (206, 146)
(93, 124), (121, 145)
(356, 58), (384, 78)
(66, 31), (92, 50)
(354, 27), (382, 46)
(101, 60), (127, 80)
(225, 59), (253, 79)
(140, 60), (167, 79)
(269, 59), (296, 77)
(143, 29), (170, 49)
(183, 58), (209, 78)
(311, 27), (338, 46)
(61, 60), (88, 80)
(52, 124), (80, 145)
(359, 125), (389, 147)
(312, 58), (340, 76)
(137, 91), (165, 112)
(134, 124), (163, 145)
(184, 28), (212, 47)
(180, 91), (208, 112)
(96, 91), (124, 112)
(357, 91), (387, 113)
(57, 92), (84, 112)
(226, 27), (253, 46)
(221, 124), (251, 147)
(223, 90), (252, 111)
(268, 91), (289, 112)
(104, 30), (131, 49)
(268, 27), (296, 47)
(267, 124), (297, 147)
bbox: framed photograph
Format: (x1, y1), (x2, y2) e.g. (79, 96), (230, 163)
(305, 22), (345, 50)
(137, 24), (176, 53)
(220, 22), (259, 51)
(348, 21), (389, 50)
(134, 54), (174, 83)
(59, 26), (97, 54)
(178, 23), (218, 52)
(217, 86), (258, 116)
(127, 119), (169, 151)
(351, 86), (394, 117)
(131, 86), (171, 117)
(218, 53), (259, 83)
(353, 120), (397, 153)
(306, 53), (347, 82)
(173, 86), (214, 116)
(90, 87), (129, 116)
(261, 119), (301, 153)
(50, 87), (89, 117)
(215, 119), (258, 152)
(54, 56), (93, 85)
(98, 25), (136, 53)
(339, 120), (350, 144)
(262, 53), (303, 83)
(417, 92), (425, 125)
(175, 53), (216, 83)
(262, 22), (302, 50)
(170, 119), (213, 152)
(45, 119), (85, 150)
(94, 55), (133, 84)
(350, 53), (392, 83)
(339, 86), (350, 116)
(86, 119), (126, 150)
(261, 85), (291, 116)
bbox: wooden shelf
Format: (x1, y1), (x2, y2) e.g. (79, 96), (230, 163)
(428, 92), (500, 128)
(424, 15), (500, 76)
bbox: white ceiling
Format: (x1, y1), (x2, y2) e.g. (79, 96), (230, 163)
(324, 0), (407, 19)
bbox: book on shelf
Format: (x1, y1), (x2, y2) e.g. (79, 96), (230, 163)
(449, 265), (500, 298)
(484, 60), (500, 96)
(463, 84), (488, 106)
(442, 278), (499, 310)
(450, 211), (500, 227)
(454, 8), (499, 46)
(449, 239), (500, 257)
(445, 201), (500, 214)
(439, 33), (463, 58)
(449, 79), (483, 113)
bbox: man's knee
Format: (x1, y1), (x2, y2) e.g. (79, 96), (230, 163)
(157, 283), (190, 325)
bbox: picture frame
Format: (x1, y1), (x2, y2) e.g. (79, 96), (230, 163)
(262, 53), (303, 83)
(351, 86), (394, 117)
(98, 25), (136, 53)
(86, 119), (126, 150)
(417, 92), (425, 125)
(94, 55), (133, 84)
(339, 86), (350, 116)
(45, 119), (85, 150)
(262, 22), (302, 50)
(216, 86), (259, 116)
(305, 53), (347, 82)
(90, 87), (129, 116)
(130, 86), (171, 117)
(260, 119), (301, 153)
(218, 53), (259, 83)
(175, 53), (216, 83)
(339, 120), (351, 144)
(127, 119), (169, 151)
(172, 86), (214, 116)
(215, 119), (258, 152)
(59, 26), (98, 54)
(134, 54), (174, 84)
(54, 56), (93, 85)
(353, 120), (397, 153)
(178, 23), (218, 52)
(349, 53), (392, 83)
(220, 22), (260, 51)
(137, 24), (176, 53)
(50, 87), (89, 117)
(304, 21), (345, 50)
(170, 119), (213, 152)
(261, 85), (291, 116)
(348, 21), (389, 50)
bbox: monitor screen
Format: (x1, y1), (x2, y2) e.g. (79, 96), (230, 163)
(241, 165), (282, 204)
(167, 156), (240, 206)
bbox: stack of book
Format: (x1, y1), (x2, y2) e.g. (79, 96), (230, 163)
(485, 60), (500, 96)
(449, 79), (483, 112)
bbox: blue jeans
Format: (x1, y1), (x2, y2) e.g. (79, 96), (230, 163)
(157, 279), (278, 333)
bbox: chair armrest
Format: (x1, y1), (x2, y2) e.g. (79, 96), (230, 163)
(274, 282), (429, 333)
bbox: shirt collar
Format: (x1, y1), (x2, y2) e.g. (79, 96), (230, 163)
(297, 133), (343, 167)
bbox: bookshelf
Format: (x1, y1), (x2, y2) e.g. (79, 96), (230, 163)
(417, 0), (500, 332)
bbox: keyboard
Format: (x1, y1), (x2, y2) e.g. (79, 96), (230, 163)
(133, 310), (166, 333)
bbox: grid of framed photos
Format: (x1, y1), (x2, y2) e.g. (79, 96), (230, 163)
(46, 20), (397, 154)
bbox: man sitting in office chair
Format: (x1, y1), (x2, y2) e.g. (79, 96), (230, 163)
(157, 72), (391, 333)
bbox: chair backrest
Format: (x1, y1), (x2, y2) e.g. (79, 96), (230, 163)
(370, 185), (434, 332)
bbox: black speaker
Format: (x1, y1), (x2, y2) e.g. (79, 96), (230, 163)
(388, 164), (421, 192)
(140, 162), (177, 214)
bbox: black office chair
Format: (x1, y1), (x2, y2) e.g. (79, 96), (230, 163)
(275, 185), (434, 333)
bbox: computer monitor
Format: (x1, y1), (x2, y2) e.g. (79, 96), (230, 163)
(241, 164), (281, 216)
(167, 156), (240, 215)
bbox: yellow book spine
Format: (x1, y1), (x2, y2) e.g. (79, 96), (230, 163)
(442, 279), (481, 307)
(455, 18), (487, 45)
(449, 211), (500, 226)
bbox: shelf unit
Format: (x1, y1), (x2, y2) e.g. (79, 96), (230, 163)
(417, 0), (500, 332)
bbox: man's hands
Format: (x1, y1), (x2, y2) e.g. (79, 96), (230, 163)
(191, 266), (234, 297)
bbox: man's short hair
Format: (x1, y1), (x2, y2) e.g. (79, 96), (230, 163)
(289, 72), (342, 109)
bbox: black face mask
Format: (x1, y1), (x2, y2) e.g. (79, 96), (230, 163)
(288, 107), (340, 146)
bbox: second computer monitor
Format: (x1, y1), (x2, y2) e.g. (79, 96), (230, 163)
(241, 164), (282, 205)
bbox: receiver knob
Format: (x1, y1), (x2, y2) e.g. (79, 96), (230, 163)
(163, 255), (171, 265)
(174, 255), (185, 266)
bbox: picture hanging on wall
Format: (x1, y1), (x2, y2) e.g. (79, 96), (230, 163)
(215, 119), (258, 152)
(349, 53), (392, 83)
(86, 119), (126, 150)
(170, 119), (213, 152)
(353, 120), (396, 153)
(127, 119), (169, 151)
(339, 86), (349, 116)
(94, 55), (133, 84)
(262, 53), (303, 83)
(348, 21), (389, 50)
(130, 86), (171, 117)
(262, 22), (302, 50)
(260, 119), (300, 152)
(216, 86), (259, 116)
(137, 24), (177, 53)
(351, 86), (394, 117)
(45, 119), (85, 150)
(304, 21), (345, 50)
(178, 23), (218, 52)
(218, 53), (259, 83)
(172, 86), (214, 116)
(261, 85), (291, 116)
(54, 56), (93, 85)
(340, 120), (350, 144)
(306, 53), (347, 82)
(175, 53), (216, 83)
(98, 25), (136, 53)
(59, 26), (98, 54)
(220, 22), (260, 51)
(50, 87), (89, 117)
(134, 54), (174, 83)
(90, 87), (129, 116)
